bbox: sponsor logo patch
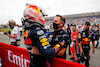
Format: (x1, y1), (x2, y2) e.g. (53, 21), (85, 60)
(40, 38), (48, 42)
(40, 38), (49, 46)
(42, 41), (49, 46)
(37, 30), (44, 35)
(54, 44), (60, 50)
(24, 30), (30, 37)
(39, 35), (46, 39)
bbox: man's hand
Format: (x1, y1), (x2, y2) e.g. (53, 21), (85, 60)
(80, 48), (83, 55)
(78, 42), (83, 55)
(92, 41), (95, 54)
(7, 32), (10, 36)
(56, 47), (66, 56)
(32, 46), (41, 55)
(93, 48), (95, 54)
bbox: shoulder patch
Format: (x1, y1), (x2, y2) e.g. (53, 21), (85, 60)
(37, 30), (44, 35)
(24, 30), (30, 37)
(54, 44), (60, 52)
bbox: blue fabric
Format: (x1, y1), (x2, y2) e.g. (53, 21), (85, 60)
(24, 27), (56, 60)
(47, 29), (69, 59)
(0, 58), (1, 67)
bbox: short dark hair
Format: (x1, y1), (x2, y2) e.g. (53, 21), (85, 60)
(67, 24), (69, 27)
(85, 22), (90, 26)
(56, 15), (65, 23)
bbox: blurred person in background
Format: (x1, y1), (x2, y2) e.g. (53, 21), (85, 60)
(77, 24), (83, 33)
(65, 24), (71, 55)
(78, 22), (95, 67)
(19, 26), (23, 36)
(95, 24), (99, 48)
(99, 24), (100, 47)
(90, 23), (96, 51)
(70, 23), (79, 62)
(45, 24), (50, 32)
(16, 24), (21, 46)
(81, 23), (84, 29)
(7, 20), (20, 46)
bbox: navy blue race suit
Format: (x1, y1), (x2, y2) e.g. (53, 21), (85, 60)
(24, 26), (63, 67)
(78, 29), (95, 67)
(47, 29), (69, 59)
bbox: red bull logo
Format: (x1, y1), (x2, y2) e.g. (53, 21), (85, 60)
(27, 5), (42, 13)
(24, 30), (30, 38)
(24, 38), (32, 45)
(54, 44), (60, 52)
(82, 38), (90, 42)
(27, 5), (46, 24)
(54, 44), (60, 50)
(82, 38), (90, 44)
